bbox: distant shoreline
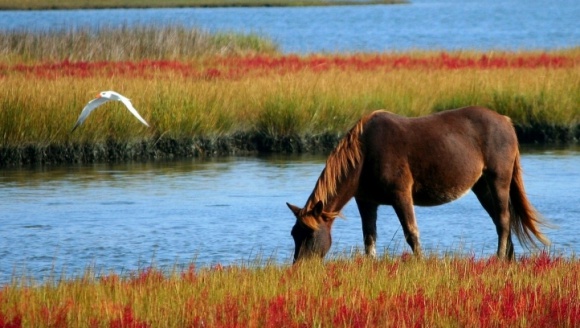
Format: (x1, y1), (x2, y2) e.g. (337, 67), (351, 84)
(0, 0), (407, 11)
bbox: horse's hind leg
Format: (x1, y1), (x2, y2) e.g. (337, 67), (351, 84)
(472, 176), (514, 260)
(392, 193), (422, 257)
(355, 198), (379, 257)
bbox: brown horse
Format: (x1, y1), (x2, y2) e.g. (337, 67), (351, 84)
(287, 106), (549, 262)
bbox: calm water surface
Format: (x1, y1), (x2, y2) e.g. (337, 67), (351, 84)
(0, 0), (578, 284)
(1, 148), (579, 283)
(0, 0), (577, 52)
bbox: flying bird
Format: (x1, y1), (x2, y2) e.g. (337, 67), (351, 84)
(71, 91), (150, 132)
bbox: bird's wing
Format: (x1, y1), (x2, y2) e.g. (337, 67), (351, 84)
(119, 97), (150, 127)
(71, 97), (111, 132)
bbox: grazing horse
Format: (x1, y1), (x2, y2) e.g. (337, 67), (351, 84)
(287, 106), (549, 262)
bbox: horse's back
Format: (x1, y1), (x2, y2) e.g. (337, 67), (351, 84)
(363, 106), (517, 156)
(429, 106), (519, 167)
(359, 106), (518, 206)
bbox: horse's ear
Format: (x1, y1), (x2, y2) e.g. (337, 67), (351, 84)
(286, 203), (301, 217)
(312, 201), (324, 217)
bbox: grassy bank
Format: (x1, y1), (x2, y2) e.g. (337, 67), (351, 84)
(1, 51), (579, 165)
(0, 0), (407, 10)
(0, 252), (578, 327)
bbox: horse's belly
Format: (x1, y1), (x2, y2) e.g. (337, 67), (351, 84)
(358, 178), (475, 206)
(410, 157), (483, 206)
(412, 186), (471, 206)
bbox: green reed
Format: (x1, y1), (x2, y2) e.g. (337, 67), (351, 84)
(0, 65), (578, 150)
(0, 25), (278, 62)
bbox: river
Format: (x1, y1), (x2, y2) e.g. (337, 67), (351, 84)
(1, 147), (579, 283)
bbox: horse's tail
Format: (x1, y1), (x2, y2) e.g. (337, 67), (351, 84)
(509, 151), (550, 249)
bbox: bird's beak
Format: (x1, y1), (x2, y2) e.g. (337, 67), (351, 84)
(96, 93), (102, 98)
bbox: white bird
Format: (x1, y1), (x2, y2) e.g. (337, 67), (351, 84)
(71, 91), (150, 132)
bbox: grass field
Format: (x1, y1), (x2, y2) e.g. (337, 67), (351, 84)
(0, 252), (578, 327)
(0, 0), (407, 10)
(1, 51), (578, 142)
(0, 26), (578, 164)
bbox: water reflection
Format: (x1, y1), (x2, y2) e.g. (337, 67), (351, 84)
(0, 148), (579, 284)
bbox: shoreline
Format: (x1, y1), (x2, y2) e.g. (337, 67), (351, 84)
(0, 0), (407, 11)
(1, 124), (577, 166)
(0, 132), (339, 166)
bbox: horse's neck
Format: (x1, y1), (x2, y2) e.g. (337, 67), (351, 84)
(304, 114), (366, 214)
(305, 167), (357, 214)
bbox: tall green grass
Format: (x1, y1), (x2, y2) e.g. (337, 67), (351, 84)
(0, 66), (578, 148)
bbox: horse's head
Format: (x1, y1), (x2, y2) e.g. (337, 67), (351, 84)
(286, 201), (333, 263)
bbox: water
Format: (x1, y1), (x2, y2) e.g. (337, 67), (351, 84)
(1, 148), (579, 283)
(0, 0), (578, 53)
(0, 0), (578, 284)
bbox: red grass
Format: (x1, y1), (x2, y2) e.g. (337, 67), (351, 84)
(186, 281), (578, 327)
(179, 254), (579, 327)
(215, 52), (576, 72)
(1, 52), (576, 80)
(0, 312), (22, 328)
(108, 306), (150, 328)
(1, 254), (579, 327)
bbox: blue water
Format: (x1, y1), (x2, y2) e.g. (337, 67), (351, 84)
(0, 0), (579, 284)
(0, 0), (578, 53)
(1, 148), (579, 284)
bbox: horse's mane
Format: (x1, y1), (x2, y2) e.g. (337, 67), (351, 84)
(302, 111), (381, 227)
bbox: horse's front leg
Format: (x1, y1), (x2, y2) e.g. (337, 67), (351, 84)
(392, 193), (422, 257)
(355, 198), (379, 257)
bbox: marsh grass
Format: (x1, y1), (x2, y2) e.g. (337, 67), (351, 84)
(1, 252), (579, 327)
(0, 49), (578, 164)
(0, 25), (278, 62)
(1, 65), (577, 145)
